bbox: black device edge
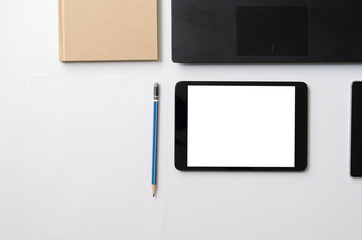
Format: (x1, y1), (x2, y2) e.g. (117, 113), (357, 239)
(351, 82), (362, 177)
(174, 81), (308, 171)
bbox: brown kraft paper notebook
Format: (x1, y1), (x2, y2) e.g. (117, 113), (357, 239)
(58, 0), (158, 62)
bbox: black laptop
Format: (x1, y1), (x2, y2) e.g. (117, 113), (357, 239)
(172, 0), (362, 63)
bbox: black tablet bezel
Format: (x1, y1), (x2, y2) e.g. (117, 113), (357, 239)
(175, 81), (308, 171)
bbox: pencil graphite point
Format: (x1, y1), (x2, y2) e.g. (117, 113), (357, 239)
(152, 185), (157, 197)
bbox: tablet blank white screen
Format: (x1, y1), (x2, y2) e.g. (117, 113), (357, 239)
(187, 86), (295, 167)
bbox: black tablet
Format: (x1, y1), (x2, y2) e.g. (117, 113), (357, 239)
(175, 81), (308, 171)
(351, 82), (362, 177)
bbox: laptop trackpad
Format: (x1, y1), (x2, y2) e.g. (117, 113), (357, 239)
(236, 6), (309, 56)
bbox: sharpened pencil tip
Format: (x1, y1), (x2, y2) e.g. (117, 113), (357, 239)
(153, 194), (155, 197)
(152, 185), (157, 197)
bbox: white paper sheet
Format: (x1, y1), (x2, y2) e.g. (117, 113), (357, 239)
(26, 76), (166, 240)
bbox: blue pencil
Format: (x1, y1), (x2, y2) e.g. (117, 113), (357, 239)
(152, 83), (159, 197)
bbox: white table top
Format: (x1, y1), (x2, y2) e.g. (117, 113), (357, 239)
(1, 0), (362, 239)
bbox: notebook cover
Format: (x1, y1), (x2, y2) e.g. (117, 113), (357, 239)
(59, 0), (158, 62)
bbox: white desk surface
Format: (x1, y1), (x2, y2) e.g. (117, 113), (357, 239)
(1, 1), (362, 240)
